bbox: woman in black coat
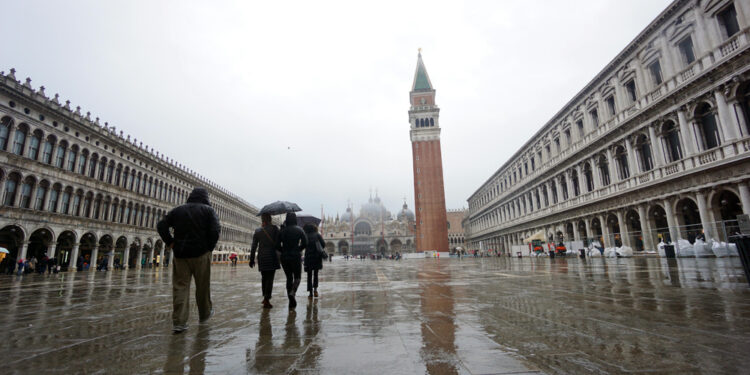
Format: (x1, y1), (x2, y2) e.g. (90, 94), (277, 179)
(303, 224), (326, 298)
(250, 213), (280, 308)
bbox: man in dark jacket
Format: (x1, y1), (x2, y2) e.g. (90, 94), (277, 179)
(157, 187), (221, 333)
(278, 212), (307, 309)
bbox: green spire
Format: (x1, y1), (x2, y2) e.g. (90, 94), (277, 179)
(412, 51), (433, 91)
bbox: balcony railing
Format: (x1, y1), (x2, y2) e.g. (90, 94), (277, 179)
(470, 137), (750, 237)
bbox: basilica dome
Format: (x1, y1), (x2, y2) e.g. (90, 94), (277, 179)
(397, 202), (415, 222)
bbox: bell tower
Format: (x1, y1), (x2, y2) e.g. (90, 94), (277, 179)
(409, 50), (449, 253)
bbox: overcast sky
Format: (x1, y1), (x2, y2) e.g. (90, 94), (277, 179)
(2, 0), (672, 218)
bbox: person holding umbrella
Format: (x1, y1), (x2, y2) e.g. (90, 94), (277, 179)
(278, 212), (307, 309)
(249, 213), (280, 309)
(303, 223), (326, 299)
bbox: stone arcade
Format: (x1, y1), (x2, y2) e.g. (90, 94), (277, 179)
(0, 70), (260, 270)
(466, 0), (750, 253)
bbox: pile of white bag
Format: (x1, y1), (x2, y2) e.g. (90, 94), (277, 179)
(617, 246), (634, 257)
(711, 241), (740, 257)
(676, 239), (695, 257)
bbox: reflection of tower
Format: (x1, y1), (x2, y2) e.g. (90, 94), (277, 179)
(419, 262), (457, 374)
(409, 50), (449, 252)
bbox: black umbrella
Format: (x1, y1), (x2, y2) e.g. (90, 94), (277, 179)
(295, 213), (321, 228)
(257, 201), (302, 216)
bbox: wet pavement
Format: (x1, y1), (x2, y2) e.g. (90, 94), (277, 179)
(1, 257), (750, 374)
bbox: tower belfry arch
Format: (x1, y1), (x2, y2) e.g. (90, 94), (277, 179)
(408, 50), (449, 253)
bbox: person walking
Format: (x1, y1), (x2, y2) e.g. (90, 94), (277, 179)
(303, 224), (326, 299)
(278, 213), (307, 309)
(249, 213), (280, 309)
(157, 187), (221, 334)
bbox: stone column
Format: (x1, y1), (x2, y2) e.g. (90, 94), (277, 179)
(606, 148), (618, 183)
(18, 241), (29, 260)
(122, 245), (130, 270)
(637, 205), (654, 251)
(616, 210), (629, 247)
(47, 243), (57, 259)
(625, 137), (637, 176)
(648, 125), (665, 167)
(159, 246), (165, 268)
(739, 182), (750, 215)
(90, 246), (99, 271)
(599, 214), (611, 248)
(584, 219), (592, 244)
(695, 191), (713, 241)
(663, 200), (679, 242)
(135, 246), (143, 270)
(714, 89), (739, 142)
(677, 108), (697, 156)
(107, 247), (115, 270)
(565, 170), (574, 198)
(590, 157), (600, 189)
(573, 221), (581, 242)
(69, 243), (80, 271)
(147, 246), (155, 268)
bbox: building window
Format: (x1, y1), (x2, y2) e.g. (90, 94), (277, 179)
(635, 135), (653, 172)
(615, 146), (630, 180)
(3, 176), (18, 206)
(576, 120), (584, 138)
(54, 143), (66, 168)
(554, 138), (560, 154)
(12, 128), (26, 155)
(34, 184), (47, 210)
(648, 60), (663, 85)
(0, 117), (10, 150)
(42, 139), (53, 164)
(66, 148), (77, 171)
(678, 36), (695, 65)
(60, 190), (71, 214)
(77, 153), (87, 174)
(605, 96), (616, 116)
(531, 157), (535, 170)
(625, 80), (637, 103)
(20, 179), (33, 208)
(590, 109), (599, 127)
(663, 121), (682, 162)
(28, 132), (41, 159)
(48, 188), (59, 212)
(564, 129), (571, 147)
(718, 4), (740, 39)
(696, 103), (720, 149)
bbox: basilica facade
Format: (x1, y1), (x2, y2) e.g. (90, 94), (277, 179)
(466, 0), (750, 253)
(0, 69), (260, 270)
(320, 194), (415, 256)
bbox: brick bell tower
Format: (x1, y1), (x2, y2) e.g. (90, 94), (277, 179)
(409, 50), (449, 253)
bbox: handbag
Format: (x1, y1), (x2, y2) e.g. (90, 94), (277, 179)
(315, 236), (328, 259)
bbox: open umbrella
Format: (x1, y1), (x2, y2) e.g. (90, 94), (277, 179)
(257, 201), (302, 216)
(295, 213), (321, 228)
(0, 247), (9, 254)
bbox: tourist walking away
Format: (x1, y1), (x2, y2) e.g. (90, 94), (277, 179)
(303, 224), (326, 299)
(249, 213), (280, 309)
(278, 212), (307, 309)
(157, 187), (221, 333)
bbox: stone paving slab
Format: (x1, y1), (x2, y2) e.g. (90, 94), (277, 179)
(1, 257), (749, 374)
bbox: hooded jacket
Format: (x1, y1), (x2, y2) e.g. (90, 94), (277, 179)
(157, 187), (221, 259)
(303, 224), (326, 271)
(278, 212), (308, 262)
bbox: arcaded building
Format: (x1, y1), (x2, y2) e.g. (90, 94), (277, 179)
(0, 69), (260, 270)
(409, 52), (449, 253)
(466, 0), (750, 252)
(446, 209), (467, 252)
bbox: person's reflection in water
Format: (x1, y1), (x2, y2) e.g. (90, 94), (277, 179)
(188, 325), (211, 373)
(250, 309), (274, 373)
(283, 310), (301, 352)
(299, 300), (322, 370)
(163, 331), (188, 373)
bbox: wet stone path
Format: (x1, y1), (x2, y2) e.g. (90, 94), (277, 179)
(1, 257), (750, 374)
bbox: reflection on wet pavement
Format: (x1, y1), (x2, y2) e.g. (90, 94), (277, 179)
(1, 257), (749, 374)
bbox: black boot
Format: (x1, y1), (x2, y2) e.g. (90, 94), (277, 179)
(289, 294), (297, 309)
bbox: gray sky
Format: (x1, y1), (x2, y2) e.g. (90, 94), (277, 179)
(2, 0), (672, 218)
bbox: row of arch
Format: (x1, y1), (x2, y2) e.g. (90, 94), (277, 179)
(471, 185), (747, 253)
(472, 84), (750, 232)
(0, 168), (169, 230)
(0, 114), (255, 228)
(470, 79), (750, 214)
